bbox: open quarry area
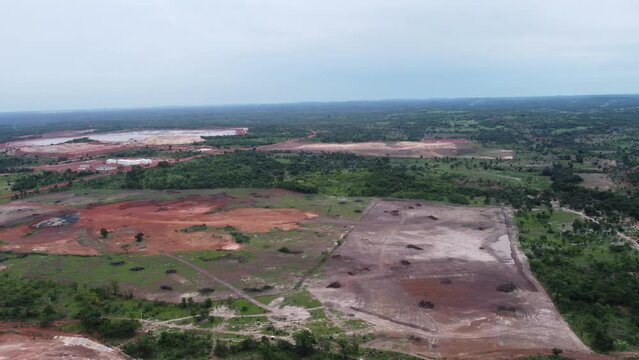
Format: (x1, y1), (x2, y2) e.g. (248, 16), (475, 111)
(260, 139), (514, 159)
(309, 200), (590, 358)
(0, 128), (246, 157)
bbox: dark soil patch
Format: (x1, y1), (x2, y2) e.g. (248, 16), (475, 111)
(497, 282), (517, 293)
(418, 300), (435, 309)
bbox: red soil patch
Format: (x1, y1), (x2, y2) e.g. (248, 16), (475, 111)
(0, 195), (317, 255)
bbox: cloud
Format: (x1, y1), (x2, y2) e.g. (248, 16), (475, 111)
(1, 0), (638, 110)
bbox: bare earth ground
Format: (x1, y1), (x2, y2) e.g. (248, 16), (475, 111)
(29, 157), (181, 173)
(0, 323), (129, 360)
(0, 189), (359, 304)
(259, 139), (514, 159)
(0, 193), (316, 255)
(577, 173), (619, 191)
(309, 200), (589, 358)
(0, 128), (245, 157)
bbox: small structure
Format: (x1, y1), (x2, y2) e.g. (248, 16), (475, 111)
(95, 166), (117, 171)
(106, 158), (152, 166)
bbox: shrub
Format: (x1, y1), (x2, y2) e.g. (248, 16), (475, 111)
(98, 319), (140, 339)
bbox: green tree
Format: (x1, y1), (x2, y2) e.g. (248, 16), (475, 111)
(293, 330), (316, 356)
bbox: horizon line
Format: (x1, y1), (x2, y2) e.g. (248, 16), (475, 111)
(2, 92), (639, 115)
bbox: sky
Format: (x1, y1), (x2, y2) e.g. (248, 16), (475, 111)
(1, 0), (639, 111)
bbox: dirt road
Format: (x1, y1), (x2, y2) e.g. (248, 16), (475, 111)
(162, 253), (274, 313)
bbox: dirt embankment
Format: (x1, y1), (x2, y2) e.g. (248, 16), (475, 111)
(0, 322), (130, 360)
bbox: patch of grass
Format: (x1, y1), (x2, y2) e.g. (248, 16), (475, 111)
(1, 253), (198, 290)
(255, 294), (278, 305)
(361, 348), (424, 360)
(305, 318), (342, 336)
(270, 194), (370, 219)
(228, 298), (267, 315)
(344, 319), (369, 330)
(183, 250), (254, 265)
(282, 290), (321, 308)
(224, 316), (268, 331)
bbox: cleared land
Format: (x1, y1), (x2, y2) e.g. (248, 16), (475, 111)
(260, 139), (514, 159)
(0, 189), (365, 302)
(0, 324), (129, 360)
(29, 157), (179, 173)
(0, 192), (316, 255)
(577, 173), (619, 191)
(309, 200), (588, 358)
(0, 128), (245, 157)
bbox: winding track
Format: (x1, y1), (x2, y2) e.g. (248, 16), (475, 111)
(162, 252), (274, 313)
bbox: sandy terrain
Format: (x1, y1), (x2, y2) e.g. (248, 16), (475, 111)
(260, 139), (514, 159)
(0, 324), (129, 360)
(3, 129), (246, 147)
(0, 128), (246, 157)
(0, 194), (317, 255)
(16, 142), (137, 157)
(577, 173), (618, 191)
(260, 139), (465, 157)
(31, 158), (151, 173)
(309, 200), (589, 358)
(29, 157), (190, 173)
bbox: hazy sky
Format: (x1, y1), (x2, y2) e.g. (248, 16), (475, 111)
(2, 0), (639, 111)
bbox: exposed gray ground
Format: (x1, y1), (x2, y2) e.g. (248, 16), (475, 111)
(309, 200), (588, 358)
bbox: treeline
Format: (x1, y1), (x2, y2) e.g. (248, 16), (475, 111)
(0, 270), (213, 337)
(0, 155), (48, 173)
(85, 151), (528, 207)
(124, 328), (419, 360)
(11, 169), (94, 192)
(0, 273), (139, 338)
(543, 164), (639, 219)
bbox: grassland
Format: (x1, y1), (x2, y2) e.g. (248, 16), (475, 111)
(1, 189), (355, 302)
(1, 252), (200, 295)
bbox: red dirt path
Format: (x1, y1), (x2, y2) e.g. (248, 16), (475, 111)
(0, 195), (317, 255)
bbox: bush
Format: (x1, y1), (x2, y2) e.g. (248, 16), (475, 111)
(98, 319), (140, 339)
(123, 333), (156, 358)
